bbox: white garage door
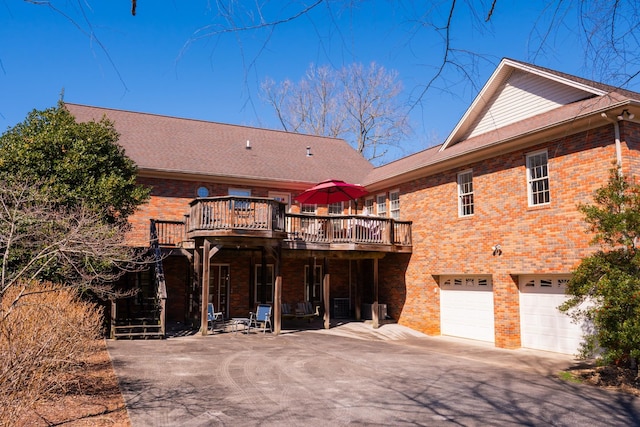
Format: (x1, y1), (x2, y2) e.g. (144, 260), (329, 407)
(519, 275), (585, 354)
(440, 276), (495, 343)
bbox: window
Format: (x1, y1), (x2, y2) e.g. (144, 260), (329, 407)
(389, 190), (400, 219)
(229, 188), (251, 210)
(526, 150), (550, 206)
(457, 170), (474, 217)
(304, 264), (323, 302)
(228, 188), (251, 197)
(301, 204), (316, 214)
(364, 197), (374, 215)
(254, 264), (274, 303)
(328, 202), (343, 215)
(376, 194), (387, 217)
(440, 275), (493, 289)
(196, 186), (209, 197)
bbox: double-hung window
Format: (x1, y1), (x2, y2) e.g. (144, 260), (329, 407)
(457, 170), (474, 217)
(376, 194), (387, 217)
(301, 204), (316, 214)
(389, 190), (400, 219)
(328, 202), (343, 215)
(526, 150), (550, 206)
(364, 198), (374, 215)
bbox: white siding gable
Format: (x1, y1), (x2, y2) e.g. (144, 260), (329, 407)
(464, 70), (594, 140)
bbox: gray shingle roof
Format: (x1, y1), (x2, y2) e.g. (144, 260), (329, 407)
(65, 103), (373, 186)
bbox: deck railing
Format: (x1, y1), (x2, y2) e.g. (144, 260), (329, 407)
(153, 200), (412, 248)
(286, 214), (412, 246)
(151, 219), (186, 246)
(392, 220), (413, 246)
(188, 196), (286, 232)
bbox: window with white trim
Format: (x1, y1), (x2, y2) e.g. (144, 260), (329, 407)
(328, 202), (344, 215)
(254, 264), (274, 303)
(376, 194), (387, 217)
(457, 170), (474, 217)
(389, 190), (400, 219)
(526, 150), (550, 206)
(364, 197), (374, 215)
(301, 204), (316, 214)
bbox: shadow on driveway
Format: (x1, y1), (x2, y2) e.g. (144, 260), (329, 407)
(108, 322), (640, 426)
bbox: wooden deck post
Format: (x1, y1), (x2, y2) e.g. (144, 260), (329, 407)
(323, 257), (330, 329)
(274, 275), (282, 335)
(323, 273), (331, 329)
(372, 258), (379, 329)
(355, 260), (362, 321)
(192, 249), (201, 324)
(159, 298), (166, 337)
(200, 241), (222, 335)
(200, 240), (211, 336)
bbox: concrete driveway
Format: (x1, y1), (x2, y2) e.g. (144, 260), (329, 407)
(107, 321), (640, 426)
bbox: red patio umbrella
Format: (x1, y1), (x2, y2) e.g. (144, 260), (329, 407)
(294, 179), (369, 206)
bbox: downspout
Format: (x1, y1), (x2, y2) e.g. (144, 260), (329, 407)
(600, 112), (623, 175)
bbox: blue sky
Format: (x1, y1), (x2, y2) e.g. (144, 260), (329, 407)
(1, 1), (636, 163)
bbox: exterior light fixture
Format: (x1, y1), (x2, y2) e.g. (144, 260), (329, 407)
(491, 244), (502, 256)
(617, 110), (635, 120)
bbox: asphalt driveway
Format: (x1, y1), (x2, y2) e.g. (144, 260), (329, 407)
(107, 322), (640, 426)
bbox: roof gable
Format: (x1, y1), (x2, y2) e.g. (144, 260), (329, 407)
(440, 58), (608, 151)
(364, 60), (640, 189)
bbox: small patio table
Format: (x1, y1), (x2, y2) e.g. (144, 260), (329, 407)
(231, 317), (251, 334)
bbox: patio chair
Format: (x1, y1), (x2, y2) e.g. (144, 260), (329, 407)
(249, 304), (272, 333)
(282, 303), (296, 320)
(295, 302), (318, 322)
(207, 303), (224, 333)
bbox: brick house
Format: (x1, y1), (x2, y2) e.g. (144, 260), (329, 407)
(68, 58), (640, 354)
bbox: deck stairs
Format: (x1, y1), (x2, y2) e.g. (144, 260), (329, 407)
(112, 221), (167, 339)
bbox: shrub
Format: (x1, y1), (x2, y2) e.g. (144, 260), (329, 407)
(561, 169), (640, 369)
(0, 282), (102, 425)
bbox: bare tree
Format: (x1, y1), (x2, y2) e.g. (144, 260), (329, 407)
(262, 62), (411, 163)
(0, 179), (147, 308)
(200, 1), (640, 118)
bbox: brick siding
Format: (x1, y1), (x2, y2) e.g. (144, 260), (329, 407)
(124, 120), (640, 350)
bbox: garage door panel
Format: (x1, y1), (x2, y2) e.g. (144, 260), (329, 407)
(440, 277), (495, 343)
(519, 276), (584, 354)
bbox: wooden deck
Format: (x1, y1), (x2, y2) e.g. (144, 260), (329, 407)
(151, 196), (412, 253)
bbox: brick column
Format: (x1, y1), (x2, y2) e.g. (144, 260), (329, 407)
(493, 273), (521, 349)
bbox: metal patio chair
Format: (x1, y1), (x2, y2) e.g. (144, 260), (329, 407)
(249, 304), (272, 333)
(207, 303), (224, 333)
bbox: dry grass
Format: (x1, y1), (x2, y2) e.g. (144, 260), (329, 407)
(0, 282), (130, 426)
(15, 339), (130, 426)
